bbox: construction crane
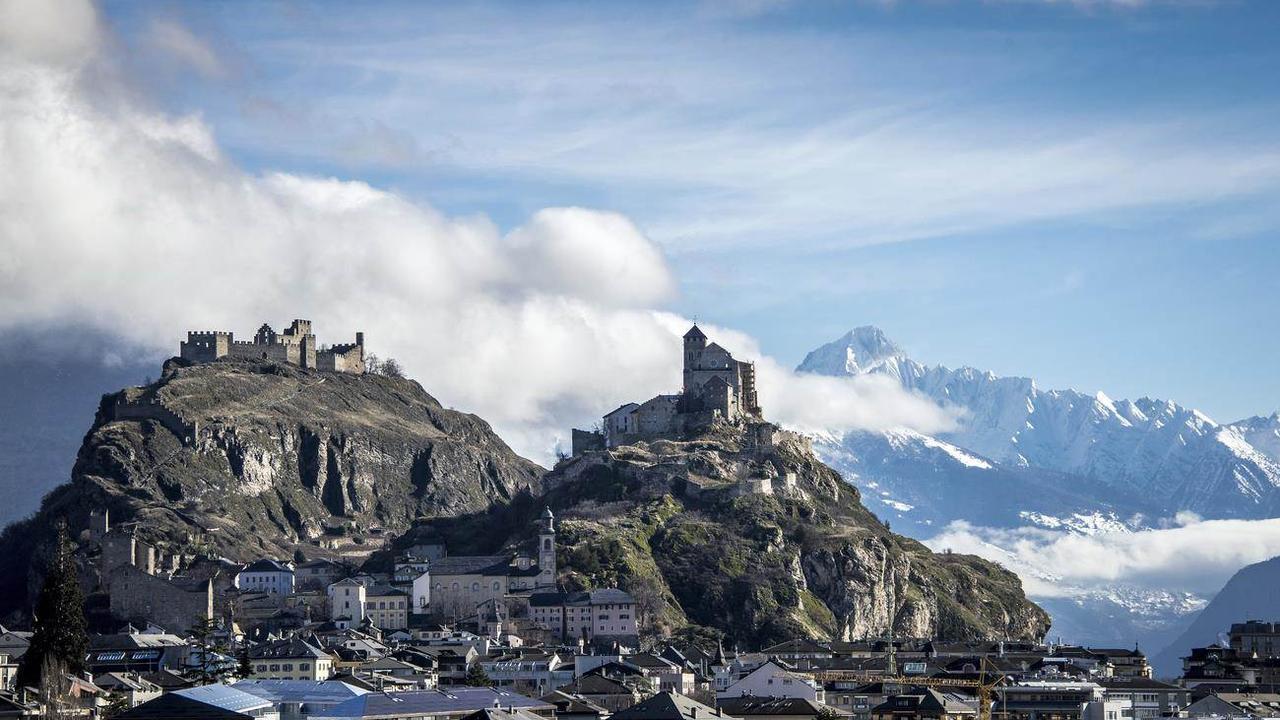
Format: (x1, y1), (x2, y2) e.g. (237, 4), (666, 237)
(813, 656), (1008, 720)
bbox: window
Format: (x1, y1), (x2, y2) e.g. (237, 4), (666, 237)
(270, 664), (280, 672)
(283, 664), (294, 671)
(300, 663), (310, 671)
(472, 582), (480, 591)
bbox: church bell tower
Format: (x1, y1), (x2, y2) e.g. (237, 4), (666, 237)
(537, 507), (556, 588)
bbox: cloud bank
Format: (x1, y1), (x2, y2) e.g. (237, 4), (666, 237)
(926, 515), (1280, 598)
(0, 0), (954, 461)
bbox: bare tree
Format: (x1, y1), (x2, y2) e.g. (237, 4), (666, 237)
(379, 357), (405, 378)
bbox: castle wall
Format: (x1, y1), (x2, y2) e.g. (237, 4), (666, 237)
(180, 332), (231, 363)
(317, 343), (364, 374)
(571, 429), (605, 455)
(111, 395), (197, 441)
(101, 532), (137, 572)
(635, 395), (680, 436)
(109, 564), (213, 633)
(227, 340), (295, 365)
(180, 321), (363, 374)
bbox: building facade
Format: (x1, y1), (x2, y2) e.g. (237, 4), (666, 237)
(237, 560), (295, 595)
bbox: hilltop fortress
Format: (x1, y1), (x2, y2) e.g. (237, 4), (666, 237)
(573, 324), (770, 454)
(180, 318), (365, 374)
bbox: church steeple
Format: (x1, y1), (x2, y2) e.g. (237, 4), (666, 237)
(537, 507), (556, 588)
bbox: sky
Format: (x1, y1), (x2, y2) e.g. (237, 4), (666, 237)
(89, 0), (1280, 424)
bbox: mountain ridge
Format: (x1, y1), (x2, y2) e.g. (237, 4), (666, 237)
(799, 327), (1280, 521)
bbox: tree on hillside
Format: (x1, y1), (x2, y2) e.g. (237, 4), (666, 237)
(378, 358), (404, 378)
(16, 522), (88, 690)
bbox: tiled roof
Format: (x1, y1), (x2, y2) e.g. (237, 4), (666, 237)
(716, 697), (824, 716)
(428, 556), (512, 576)
(241, 559), (293, 574)
(611, 692), (734, 720)
(248, 637), (329, 660)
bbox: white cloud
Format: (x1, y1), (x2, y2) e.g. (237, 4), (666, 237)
(0, 0), (955, 462)
(146, 18), (224, 79)
(926, 516), (1280, 598)
(0, 0), (98, 66)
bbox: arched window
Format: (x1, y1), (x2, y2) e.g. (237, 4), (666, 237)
(543, 538), (551, 550)
(472, 582), (480, 591)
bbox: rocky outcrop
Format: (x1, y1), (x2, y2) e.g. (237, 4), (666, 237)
(0, 358), (542, 620)
(408, 422), (1050, 647)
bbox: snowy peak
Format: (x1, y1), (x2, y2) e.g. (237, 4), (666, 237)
(801, 324), (1280, 519)
(797, 326), (906, 376)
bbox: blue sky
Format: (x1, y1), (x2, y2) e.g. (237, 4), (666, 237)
(100, 0), (1280, 422)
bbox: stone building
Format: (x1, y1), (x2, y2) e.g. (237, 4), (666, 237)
(107, 565), (214, 634)
(528, 589), (638, 643)
(180, 319), (365, 374)
(575, 325), (766, 453)
(417, 509), (558, 620)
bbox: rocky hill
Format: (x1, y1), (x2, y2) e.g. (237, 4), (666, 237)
(391, 423), (1051, 647)
(0, 358), (542, 620)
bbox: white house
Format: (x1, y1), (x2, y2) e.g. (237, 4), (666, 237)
(720, 659), (824, 702)
(328, 578), (366, 623)
(412, 571), (431, 615)
(237, 560), (295, 595)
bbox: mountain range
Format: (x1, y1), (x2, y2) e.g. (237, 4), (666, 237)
(797, 326), (1280, 653)
(800, 326), (1280, 526)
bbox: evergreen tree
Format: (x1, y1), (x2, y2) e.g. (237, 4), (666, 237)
(463, 663), (493, 687)
(238, 643), (253, 679)
(17, 522), (88, 690)
(187, 618), (218, 683)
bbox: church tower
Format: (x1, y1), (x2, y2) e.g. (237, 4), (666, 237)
(537, 507), (556, 587)
(683, 325), (707, 392)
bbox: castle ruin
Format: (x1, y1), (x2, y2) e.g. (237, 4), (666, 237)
(572, 324), (767, 453)
(180, 318), (365, 374)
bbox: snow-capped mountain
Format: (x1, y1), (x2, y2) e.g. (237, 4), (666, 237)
(799, 327), (1278, 650)
(800, 327), (1280, 522)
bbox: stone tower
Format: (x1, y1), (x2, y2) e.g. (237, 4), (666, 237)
(683, 325), (707, 381)
(537, 507), (556, 588)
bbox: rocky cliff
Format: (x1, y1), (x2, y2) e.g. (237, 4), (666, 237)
(394, 423), (1050, 647)
(0, 358), (542, 620)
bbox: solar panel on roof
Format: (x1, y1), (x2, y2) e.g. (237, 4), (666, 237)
(175, 685), (273, 713)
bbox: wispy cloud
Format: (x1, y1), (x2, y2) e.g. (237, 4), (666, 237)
(178, 3), (1280, 254)
(146, 18), (224, 79)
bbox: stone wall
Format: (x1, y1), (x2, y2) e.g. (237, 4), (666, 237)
(108, 564), (213, 633)
(571, 429), (604, 455)
(110, 394), (197, 442)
